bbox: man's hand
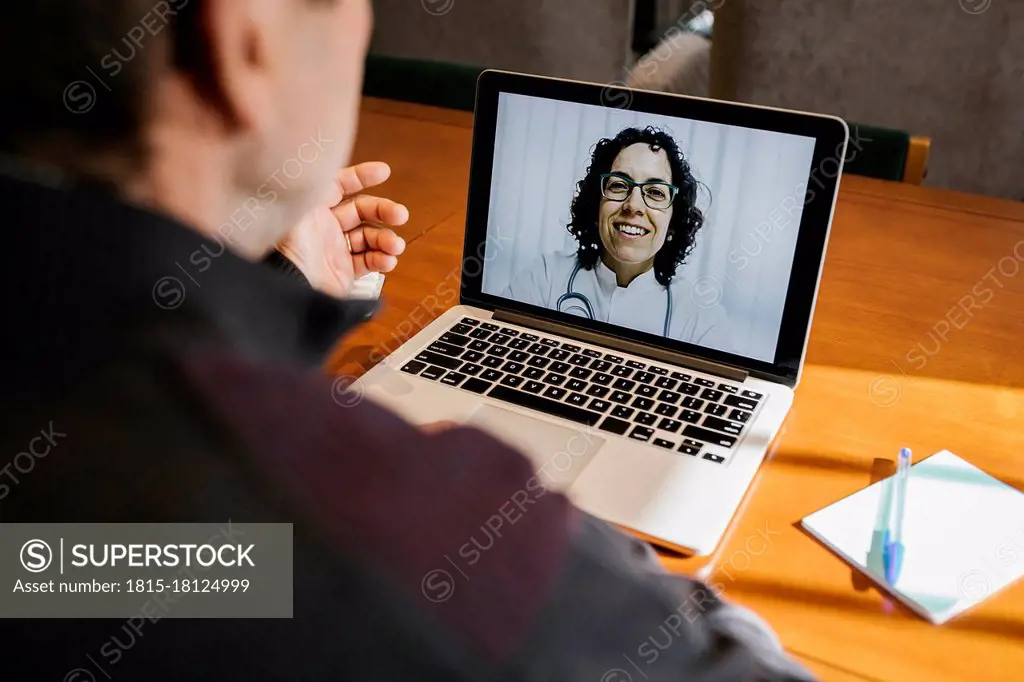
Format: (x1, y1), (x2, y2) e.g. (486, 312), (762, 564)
(276, 162), (409, 297)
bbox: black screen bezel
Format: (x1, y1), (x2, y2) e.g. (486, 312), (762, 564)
(460, 70), (848, 385)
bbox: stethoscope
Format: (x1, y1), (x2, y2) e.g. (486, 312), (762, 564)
(556, 260), (674, 337)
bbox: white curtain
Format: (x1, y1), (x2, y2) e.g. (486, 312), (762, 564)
(481, 93), (817, 361)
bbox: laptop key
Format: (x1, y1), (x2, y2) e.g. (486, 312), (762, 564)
(637, 385), (658, 398)
(589, 399), (612, 412)
(680, 409), (701, 423)
(462, 378), (491, 394)
(461, 350), (484, 363)
(610, 390), (632, 404)
(500, 327), (519, 336)
(634, 371), (655, 384)
(548, 349), (571, 361)
(523, 380), (544, 394)
(683, 425), (738, 448)
(658, 418), (682, 433)
(488, 385), (602, 426)
(569, 367), (592, 380)
(481, 356), (503, 368)
(635, 412), (658, 426)
(501, 361), (525, 374)
(421, 365), (446, 380)
(401, 360), (427, 375)
(428, 341), (464, 357)
(682, 397), (703, 410)
(704, 403), (727, 417)
(612, 366), (633, 377)
(632, 397), (654, 411)
(415, 351), (461, 370)
(598, 417), (630, 435)
(561, 343), (581, 352)
(586, 384), (610, 397)
(451, 323), (473, 335)
(653, 438), (675, 449)
(718, 384), (738, 394)
(500, 375), (524, 388)
(648, 367), (668, 376)
(655, 377), (677, 390)
(540, 338), (560, 347)
(481, 322), (499, 331)
(543, 373), (567, 386)
(527, 356), (551, 368)
(565, 379), (587, 392)
(680, 383), (701, 396)
(568, 354), (591, 366)
(613, 378), (636, 392)
(543, 386), (567, 400)
(671, 371), (692, 382)
(520, 333), (539, 342)
(441, 372), (467, 387)
(730, 409), (752, 423)
(703, 416), (743, 435)
(592, 373), (613, 385)
(460, 317), (479, 327)
(655, 403), (677, 417)
(582, 349), (602, 358)
(509, 350), (530, 363)
(439, 332), (471, 347)
(679, 444), (701, 456)
(566, 392), (588, 406)
(658, 390), (682, 404)
(490, 334), (511, 346)
(486, 346), (510, 357)
(461, 363), (484, 376)
(590, 360), (612, 373)
(703, 453), (726, 464)
(604, 353), (624, 364)
(469, 329), (491, 340)
(527, 343), (549, 355)
(629, 426), (654, 442)
(694, 378), (715, 387)
(683, 438), (703, 448)
(509, 338), (531, 350)
(724, 395), (758, 411)
(480, 369), (503, 382)
(611, 405), (635, 419)
(523, 367), (545, 379)
(550, 361), (572, 374)
(626, 360), (646, 370)
(742, 390), (764, 401)
(701, 388), (724, 402)
(468, 340), (490, 352)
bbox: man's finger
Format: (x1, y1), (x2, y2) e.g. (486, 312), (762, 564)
(345, 225), (407, 257)
(336, 162), (391, 197)
(352, 251), (400, 279)
(335, 194), (409, 229)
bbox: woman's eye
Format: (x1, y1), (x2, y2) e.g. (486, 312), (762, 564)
(608, 180), (629, 193)
(646, 187), (667, 200)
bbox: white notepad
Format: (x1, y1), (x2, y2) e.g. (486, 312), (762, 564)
(801, 450), (1024, 624)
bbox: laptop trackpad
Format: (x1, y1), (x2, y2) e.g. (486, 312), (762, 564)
(466, 405), (605, 491)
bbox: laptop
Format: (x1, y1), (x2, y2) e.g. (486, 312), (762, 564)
(361, 71), (848, 555)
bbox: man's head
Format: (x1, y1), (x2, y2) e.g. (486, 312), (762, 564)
(567, 126), (708, 286)
(1, 0), (371, 257)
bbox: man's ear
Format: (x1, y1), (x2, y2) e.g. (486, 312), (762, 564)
(197, 0), (277, 136)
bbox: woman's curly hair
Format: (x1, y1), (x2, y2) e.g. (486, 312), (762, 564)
(567, 126), (709, 286)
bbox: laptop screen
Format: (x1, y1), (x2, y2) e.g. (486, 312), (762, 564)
(479, 92), (819, 365)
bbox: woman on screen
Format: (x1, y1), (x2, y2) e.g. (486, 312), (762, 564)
(504, 126), (733, 352)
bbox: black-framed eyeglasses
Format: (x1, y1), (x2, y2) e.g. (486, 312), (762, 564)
(600, 173), (679, 210)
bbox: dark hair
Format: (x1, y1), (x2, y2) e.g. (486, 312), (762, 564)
(566, 126), (709, 286)
(0, 1), (329, 178)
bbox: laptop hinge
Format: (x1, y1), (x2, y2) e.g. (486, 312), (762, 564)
(493, 309), (749, 383)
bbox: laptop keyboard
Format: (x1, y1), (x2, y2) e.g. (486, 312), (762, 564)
(398, 317), (764, 464)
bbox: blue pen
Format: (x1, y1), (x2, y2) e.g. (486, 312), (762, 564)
(883, 447), (912, 584)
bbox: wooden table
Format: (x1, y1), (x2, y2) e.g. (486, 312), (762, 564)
(329, 97), (1024, 682)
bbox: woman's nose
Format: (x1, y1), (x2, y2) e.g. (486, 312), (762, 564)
(622, 186), (646, 213)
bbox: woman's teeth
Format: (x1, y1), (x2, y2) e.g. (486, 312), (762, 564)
(614, 222), (650, 237)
